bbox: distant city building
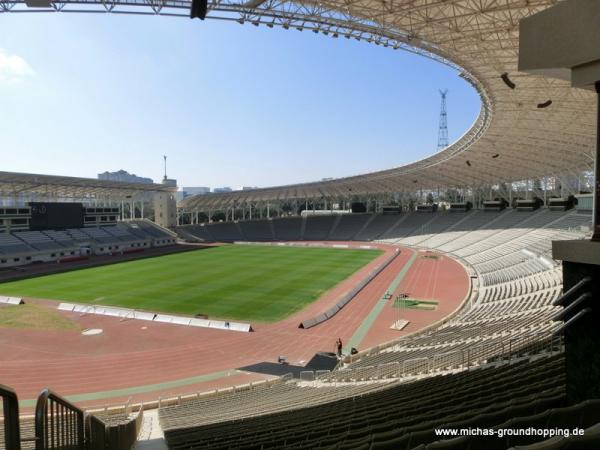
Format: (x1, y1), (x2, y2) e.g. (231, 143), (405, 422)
(182, 187), (210, 198)
(213, 187), (233, 193)
(242, 186), (258, 191)
(98, 170), (153, 184)
(162, 178), (177, 188)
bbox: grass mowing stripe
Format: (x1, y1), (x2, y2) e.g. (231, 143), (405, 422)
(0, 245), (381, 323)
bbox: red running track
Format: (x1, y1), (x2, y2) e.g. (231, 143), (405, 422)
(0, 243), (470, 410)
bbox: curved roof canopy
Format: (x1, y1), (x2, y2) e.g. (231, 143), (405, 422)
(0, 171), (175, 200)
(4, 0), (596, 210)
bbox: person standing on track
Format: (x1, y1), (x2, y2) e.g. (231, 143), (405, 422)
(336, 337), (343, 358)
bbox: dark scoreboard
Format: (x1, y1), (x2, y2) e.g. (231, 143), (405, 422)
(29, 202), (84, 231)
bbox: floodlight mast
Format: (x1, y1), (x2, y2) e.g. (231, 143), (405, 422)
(437, 90), (449, 150)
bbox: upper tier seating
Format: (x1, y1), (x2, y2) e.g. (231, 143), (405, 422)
(177, 212), (590, 364)
(238, 219), (275, 241)
(130, 220), (173, 239)
(0, 232), (34, 255)
(81, 226), (117, 244)
(66, 228), (94, 243)
(303, 215), (338, 240)
(416, 210), (499, 249)
(175, 225), (214, 242)
(126, 221), (177, 246)
(329, 214), (373, 240)
(0, 221), (176, 267)
(177, 210), (592, 249)
(13, 231), (65, 251)
(273, 217), (303, 241)
(103, 225), (141, 242)
(206, 222), (243, 241)
(331, 210), (589, 381)
(354, 214), (403, 241)
(165, 210), (594, 450)
(435, 209), (535, 254)
(43, 230), (76, 247)
(378, 212), (437, 240)
(398, 211), (474, 247)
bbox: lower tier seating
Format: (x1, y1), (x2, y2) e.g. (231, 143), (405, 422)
(161, 355), (573, 450)
(0, 221), (175, 268)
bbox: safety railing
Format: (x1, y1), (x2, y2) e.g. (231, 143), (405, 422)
(1, 383), (21, 450)
(2, 386), (143, 450)
(34, 389), (85, 450)
(87, 416), (107, 450)
(88, 406), (144, 450)
(320, 331), (564, 383)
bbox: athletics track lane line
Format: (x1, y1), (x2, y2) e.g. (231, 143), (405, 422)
(344, 249), (418, 353)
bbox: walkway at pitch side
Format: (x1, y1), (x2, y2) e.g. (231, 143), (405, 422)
(0, 243), (470, 411)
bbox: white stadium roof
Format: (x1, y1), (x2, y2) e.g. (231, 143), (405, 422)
(3, 0), (596, 210)
(0, 171), (175, 200)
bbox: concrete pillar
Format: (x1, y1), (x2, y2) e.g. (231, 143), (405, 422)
(153, 193), (177, 228)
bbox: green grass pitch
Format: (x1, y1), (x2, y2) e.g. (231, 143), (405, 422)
(0, 245), (381, 323)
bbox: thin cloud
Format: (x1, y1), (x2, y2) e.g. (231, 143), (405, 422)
(0, 49), (34, 82)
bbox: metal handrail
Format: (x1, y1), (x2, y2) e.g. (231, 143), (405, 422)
(87, 415), (107, 450)
(35, 389), (85, 450)
(553, 292), (592, 321)
(552, 276), (592, 306)
(0, 383), (21, 450)
(87, 405), (144, 450)
(553, 308), (592, 337)
(321, 330), (563, 382)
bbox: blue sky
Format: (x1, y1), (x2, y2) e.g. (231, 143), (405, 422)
(0, 13), (480, 189)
